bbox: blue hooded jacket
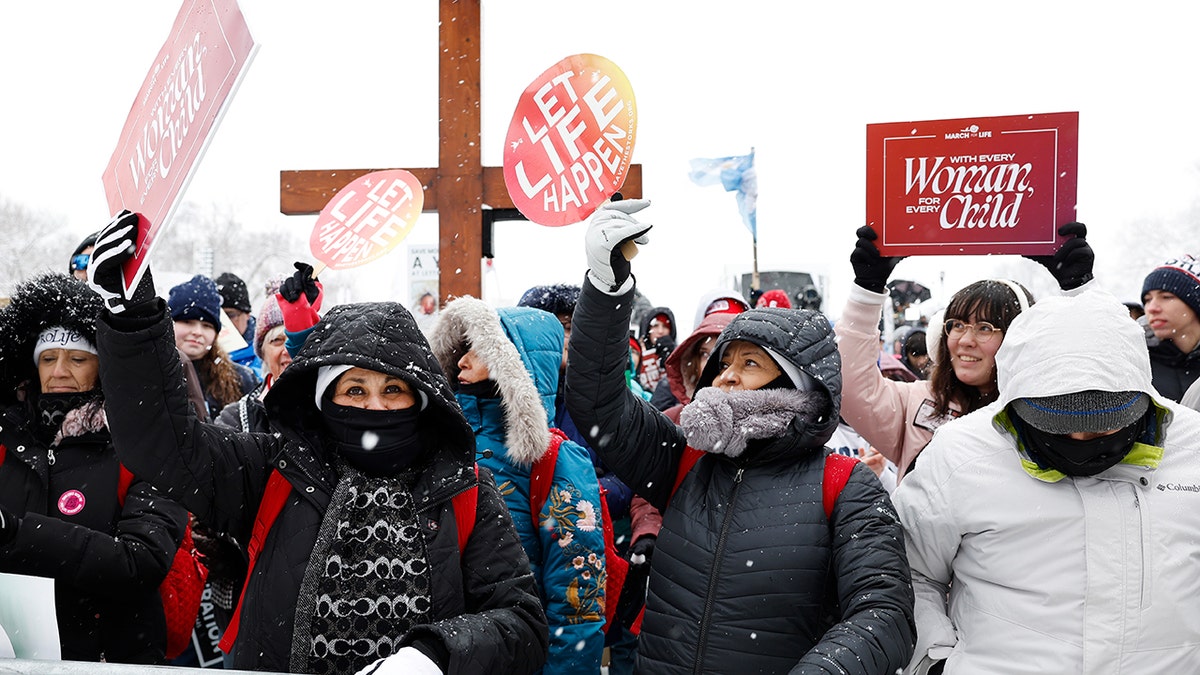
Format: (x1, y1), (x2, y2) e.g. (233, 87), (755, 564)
(431, 298), (607, 675)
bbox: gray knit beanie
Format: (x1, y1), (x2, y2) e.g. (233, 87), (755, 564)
(1011, 390), (1149, 435)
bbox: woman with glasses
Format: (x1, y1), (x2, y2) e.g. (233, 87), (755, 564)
(835, 224), (1096, 481)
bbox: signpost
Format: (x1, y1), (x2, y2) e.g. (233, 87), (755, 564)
(102, 0), (256, 292)
(866, 111), (1078, 257)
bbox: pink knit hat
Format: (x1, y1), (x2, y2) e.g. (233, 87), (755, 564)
(253, 275), (287, 358)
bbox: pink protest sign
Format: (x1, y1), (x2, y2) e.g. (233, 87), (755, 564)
(310, 170), (425, 271)
(503, 54), (637, 227)
(866, 111), (1078, 257)
(102, 0), (256, 291)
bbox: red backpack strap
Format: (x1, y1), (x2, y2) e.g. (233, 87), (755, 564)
(668, 446), (705, 506)
(597, 487), (628, 632)
(452, 464), (480, 553)
(529, 429), (566, 519)
(0, 444), (6, 468)
(823, 453), (858, 520)
(116, 465), (135, 506)
(219, 469), (293, 654)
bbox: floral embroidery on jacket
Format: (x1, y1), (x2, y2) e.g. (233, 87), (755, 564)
(543, 482), (605, 623)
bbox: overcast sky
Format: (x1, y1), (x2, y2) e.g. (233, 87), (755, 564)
(3, 1), (1198, 322)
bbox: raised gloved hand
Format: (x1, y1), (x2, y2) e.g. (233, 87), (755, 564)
(849, 225), (904, 294)
(1026, 222), (1094, 291)
(653, 334), (675, 363)
(276, 262), (324, 333)
(585, 199), (652, 294)
(87, 210), (157, 314)
(354, 647), (442, 675)
(628, 534), (656, 567)
(0, 503), (19, 546)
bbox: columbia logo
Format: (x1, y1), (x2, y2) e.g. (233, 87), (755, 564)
(1157, 483), (1200, 493)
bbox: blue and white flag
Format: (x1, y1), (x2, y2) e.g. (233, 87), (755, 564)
(688, 149), (757, 238)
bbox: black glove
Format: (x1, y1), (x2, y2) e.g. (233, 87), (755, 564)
(279, 261), (322, 305)
(628, 535), (655, 567)
(1026, 222), (1094, 291)
(653, 335), (675, 362)
(0, 503), (19, 546)
(850, 225), (904, 293)
(749, 288), (764, 306)
(87, 209), (156, 314)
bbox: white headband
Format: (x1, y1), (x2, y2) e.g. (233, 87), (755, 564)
(33, 326), (97, 364)
(993, 279), (1030, 312)
(314, 364), (428, 411)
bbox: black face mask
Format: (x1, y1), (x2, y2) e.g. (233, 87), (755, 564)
(458, 379), (501, 399)
(34, 390), (100, 442)
(1018, 412), (1148, 477)
(322, 400), (424, 476)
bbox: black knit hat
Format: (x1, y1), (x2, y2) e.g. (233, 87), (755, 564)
(68, 232), (100, 274)
(517, 284), (581, 316)
(168, 275), (223, 328)
(1011, 390), (1149, 435)
(1141, 255), (1200, 317)
(215, 272), (252, 313)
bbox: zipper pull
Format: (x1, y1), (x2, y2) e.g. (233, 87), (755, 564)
(734, 468), (744, 483)
(47, 447), (55, 466)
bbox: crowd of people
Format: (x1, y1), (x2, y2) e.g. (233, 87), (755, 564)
(1, 200), (1199, 674)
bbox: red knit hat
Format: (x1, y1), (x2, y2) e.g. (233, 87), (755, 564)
(756, 289), (792, 309)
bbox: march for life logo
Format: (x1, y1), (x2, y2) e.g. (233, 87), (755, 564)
(310, 170), (425, 270)
(866, 112), (1078, 257)
(503, 54), (637, 226)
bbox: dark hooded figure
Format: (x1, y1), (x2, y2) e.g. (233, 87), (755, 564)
(568, 199), (915, 674)
(0, 273), (188, 664)
(86, 211), (547, 675)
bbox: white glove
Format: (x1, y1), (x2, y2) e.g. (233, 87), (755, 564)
(354, 647), (443, 675)
(585, 199), (652, 295)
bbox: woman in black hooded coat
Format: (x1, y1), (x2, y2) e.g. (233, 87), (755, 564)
(0, 272), (187, 664)
(87, 211), (547, 675)
(567, 199), (915, 674)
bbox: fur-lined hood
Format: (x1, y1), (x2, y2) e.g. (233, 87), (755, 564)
(0, 273), (104, 405)
(430, 297), (560, 467)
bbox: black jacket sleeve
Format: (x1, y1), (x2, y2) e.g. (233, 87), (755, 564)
(97, 302), (274, 543)
(403, 468), (549, 675)
(565, 277), (689, 511)
(1, 477), (186, 595)
(795, 463), (916, 673)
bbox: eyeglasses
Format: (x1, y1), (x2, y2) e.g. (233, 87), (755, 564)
(70, 254), (90, 272)
(944, 319), (1002, 343)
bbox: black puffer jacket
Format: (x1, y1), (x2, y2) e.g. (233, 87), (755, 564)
(1147, 339), (1200, 402)
(98, 300), (547, 675)
(566, 278), (915, 674)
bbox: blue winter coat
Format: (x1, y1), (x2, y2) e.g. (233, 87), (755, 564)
(432, 300), (607, 675)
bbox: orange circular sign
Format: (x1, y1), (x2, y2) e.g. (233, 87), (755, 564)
(309, 169), (424, 270)
(503, 54), (637, 227)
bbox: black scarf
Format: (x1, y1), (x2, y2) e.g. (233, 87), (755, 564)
(1017, 410), (1149, 477)
(321, 399), (425, 476)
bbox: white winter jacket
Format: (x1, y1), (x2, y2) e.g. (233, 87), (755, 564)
(894, 290), (1200, 674)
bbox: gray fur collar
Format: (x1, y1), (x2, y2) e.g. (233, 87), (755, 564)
(680, 387), (826, 458)
(428, 296), (549, 467)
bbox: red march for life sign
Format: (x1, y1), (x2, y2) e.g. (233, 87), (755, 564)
(866, 111), (1078, 257)
(102, 0), (256, 292)
(503, 53), (638, 227)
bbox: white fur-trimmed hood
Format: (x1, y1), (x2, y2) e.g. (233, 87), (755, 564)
(429, 296), (551, 467)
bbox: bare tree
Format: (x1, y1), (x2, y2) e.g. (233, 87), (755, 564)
(152, 201), (309, 305)
(0, 194), (79, 295)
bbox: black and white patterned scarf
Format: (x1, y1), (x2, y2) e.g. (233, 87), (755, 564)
(292, 463), (433, 675)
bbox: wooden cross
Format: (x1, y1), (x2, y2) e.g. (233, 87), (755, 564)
(277, 0), (642, 303)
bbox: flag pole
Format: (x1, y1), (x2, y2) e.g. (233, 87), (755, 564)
(752, 233), (759, 292)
